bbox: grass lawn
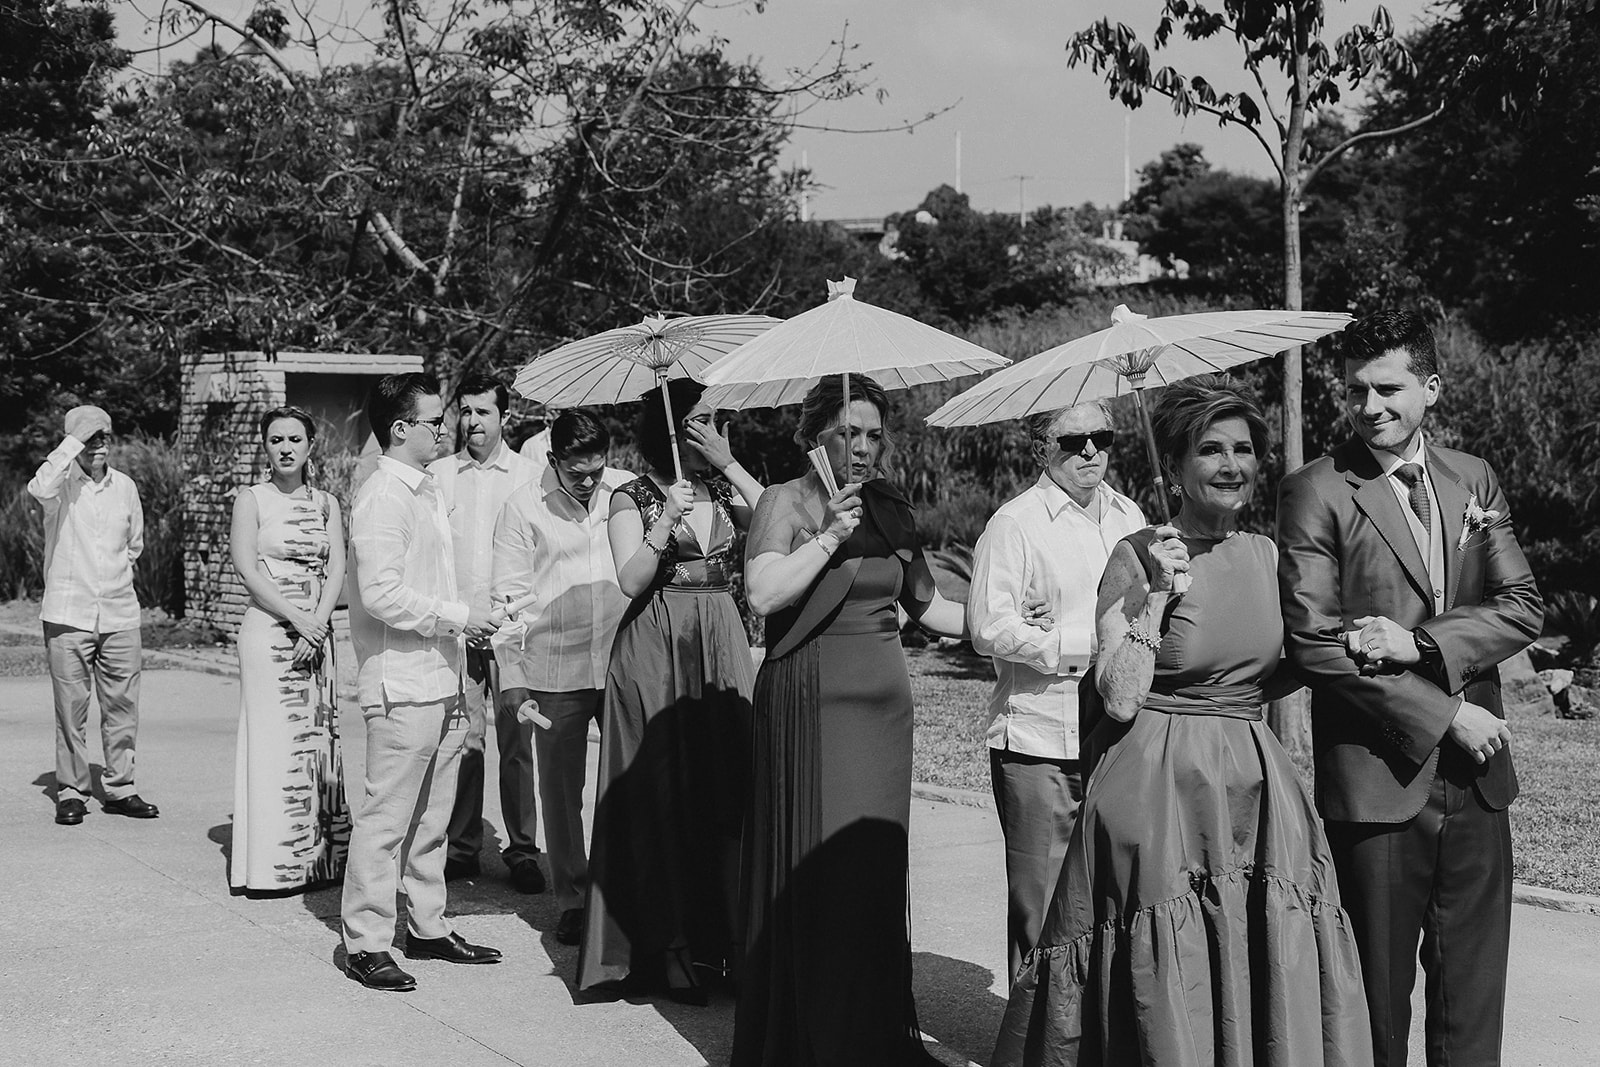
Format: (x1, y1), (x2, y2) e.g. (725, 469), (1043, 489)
(906, 642), (1600, 896)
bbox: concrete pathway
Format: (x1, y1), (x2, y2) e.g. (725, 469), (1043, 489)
(1, 667), (1596, 1066)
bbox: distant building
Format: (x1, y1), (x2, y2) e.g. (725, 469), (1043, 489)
(1089, 219), (1188, 287)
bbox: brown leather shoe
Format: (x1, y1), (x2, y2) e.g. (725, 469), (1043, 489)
(346, 951), (417, 991)
(55, 798), (87, 825)
(103, 794), (160, 818)
(404, 931), (502, 964)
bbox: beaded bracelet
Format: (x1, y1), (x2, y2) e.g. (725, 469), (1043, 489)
(1125, 620), (1163, 652)
(641, 537), (667, 556)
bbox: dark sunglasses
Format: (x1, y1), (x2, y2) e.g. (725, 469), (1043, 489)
(1056, 430), (1114, 454)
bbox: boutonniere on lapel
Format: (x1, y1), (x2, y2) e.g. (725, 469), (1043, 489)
(1458, 494), (1501, 550)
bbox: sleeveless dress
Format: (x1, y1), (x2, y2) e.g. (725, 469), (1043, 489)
(577, 473), (755, 995)
(230, 483), (349, 891)
(992, 530), (1372, 1067)
(731, 480), (943, 1067)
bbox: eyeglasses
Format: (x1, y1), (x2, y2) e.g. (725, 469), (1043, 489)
(1056, 430), (1114, 454)
(402, 416), (446, 439)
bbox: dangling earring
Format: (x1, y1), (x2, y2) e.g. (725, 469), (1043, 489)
(1168, 482), (1182, 497)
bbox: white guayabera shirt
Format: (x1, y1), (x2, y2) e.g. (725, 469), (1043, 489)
(27, 435), (145, 633)
(968, 475), (1146, 760)
(348, 456), (469, 708)
(428, 440), (538, 629)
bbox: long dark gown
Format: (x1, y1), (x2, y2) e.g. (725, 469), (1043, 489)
(577, 474), (754, 996)
(992, 530), (1372, 1067)
(732, 480), (943, 1067)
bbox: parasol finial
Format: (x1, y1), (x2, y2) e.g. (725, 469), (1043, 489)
(1110, 303), (1146, 326)
(826, 277), (858, 302)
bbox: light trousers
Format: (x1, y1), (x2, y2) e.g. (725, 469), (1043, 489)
(45, 623), (142, 802)
(341, 694), (468, 955)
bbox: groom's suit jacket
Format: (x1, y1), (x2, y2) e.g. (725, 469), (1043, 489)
(1277, 437), (1542, 823)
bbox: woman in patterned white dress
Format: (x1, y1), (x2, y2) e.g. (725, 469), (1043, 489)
(228, 406), (350, 892)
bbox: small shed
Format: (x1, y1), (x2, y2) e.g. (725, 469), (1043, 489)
(180, 350), (426, 635)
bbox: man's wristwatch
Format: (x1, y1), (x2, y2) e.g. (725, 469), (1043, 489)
(1412, 627), (1442, 669)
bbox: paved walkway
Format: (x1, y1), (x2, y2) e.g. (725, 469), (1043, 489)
(2, 666), (1597, 1066)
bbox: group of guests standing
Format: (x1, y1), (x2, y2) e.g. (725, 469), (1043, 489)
(29, 308), (1539, 1066)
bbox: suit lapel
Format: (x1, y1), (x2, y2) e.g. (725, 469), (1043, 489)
(1429, 451), (1472, 609)
(1342, 442), (1432, 603)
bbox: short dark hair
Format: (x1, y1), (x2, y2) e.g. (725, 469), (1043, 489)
(550, 408), (610, 459)
(794, 374), (894, 460)
(1150, 374), (1270, 480)
(637, 378), (706, 476)
(259, 405), (316, 445)
(367, 373), (440, 450)
(456, 373), (510, 415)
(1342, 310), (1439, 380)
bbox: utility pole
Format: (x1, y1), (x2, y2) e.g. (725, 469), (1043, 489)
(1123, 115), (1131, 204)
(799, 149), (809, 222)
(955, 131), (962, 194)
(1009, 174), (1031, 228)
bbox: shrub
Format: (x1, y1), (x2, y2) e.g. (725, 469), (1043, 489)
(113, 434), (187, 617)
(0, 474), (45, 600)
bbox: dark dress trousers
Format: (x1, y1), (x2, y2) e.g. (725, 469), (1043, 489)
(1277, 437), (1543, 1067)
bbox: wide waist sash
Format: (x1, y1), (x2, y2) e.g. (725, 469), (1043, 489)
(819, 614), (900, 638)
(1144, 682), (1265, 720)
(666, 558), (733, 588)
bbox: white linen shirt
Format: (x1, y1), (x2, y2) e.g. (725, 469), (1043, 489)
(428, 440), (537, 625)
(491, 465), (632, 693)
(27, 435), (144, 632)
(348, 455), (469, 707)
(968, 475), (1146, 759)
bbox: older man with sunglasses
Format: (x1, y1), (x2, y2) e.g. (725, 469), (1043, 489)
(967, 401), (1145, 978)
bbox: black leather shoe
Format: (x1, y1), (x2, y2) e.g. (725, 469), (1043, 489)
(55, 798), (87, 825)
(103, 794), (159, 818)
(555, 907), (585, 946)
(404, 931), (502, 964)
(346, 951), (417, 991)
(443, 856), (480, 881)
(508, 857), (546, 894)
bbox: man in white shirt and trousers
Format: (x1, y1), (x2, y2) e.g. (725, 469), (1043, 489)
(967, 401), (1146, 978)
(492, 409), (630, 946)
(342, 373), (503, 992)
(28, 404), (158, 825)
(429, 374), (543, 892)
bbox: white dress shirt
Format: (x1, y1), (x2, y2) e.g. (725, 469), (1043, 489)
(491, 465), (632, 693)
(427, 440), (537, 623)
(518, 427), (553, 486)
(968, 475), (1146, 759)
(1366, 436), (1447, 616)
(348, 456), (469, 707)
(27, 435), (144, 632)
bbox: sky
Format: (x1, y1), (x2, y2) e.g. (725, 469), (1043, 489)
(112, 0), (1439, 220)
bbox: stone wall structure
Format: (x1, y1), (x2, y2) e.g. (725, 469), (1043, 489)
(180, 351), (424, 636)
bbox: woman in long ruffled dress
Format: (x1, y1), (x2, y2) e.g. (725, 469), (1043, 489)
(228, 406), (349, 892)
(992, 376), (1372, 1067)
(577, 379), (765, 1002)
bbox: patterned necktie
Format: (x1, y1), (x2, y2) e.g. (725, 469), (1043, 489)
(1394, 463), (1431, 533)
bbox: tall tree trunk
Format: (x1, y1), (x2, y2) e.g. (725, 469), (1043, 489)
(1269, 42), (1314, 764)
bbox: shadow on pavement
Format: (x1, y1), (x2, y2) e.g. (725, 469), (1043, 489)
(914, 950), (1006, 1067)
(32, 764), (106, 803)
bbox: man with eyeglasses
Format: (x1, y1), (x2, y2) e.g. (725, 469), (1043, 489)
(967, 400), (1145, 977)
(28, 404), (158, 826)
(342, 373), (503, 992)
(489, 409), (631, 946)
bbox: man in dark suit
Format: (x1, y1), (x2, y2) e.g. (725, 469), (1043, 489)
(1277, 310), (1542, 1067)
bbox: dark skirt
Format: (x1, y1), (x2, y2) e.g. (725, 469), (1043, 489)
(732, 624), (940, 1066)
(577, 584), (754, 993)
(991, 703), (1372, 1067)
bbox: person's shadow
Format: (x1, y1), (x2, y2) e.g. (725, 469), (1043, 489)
(912, 951), (1007, 1067)
(33, 766), (104, 803)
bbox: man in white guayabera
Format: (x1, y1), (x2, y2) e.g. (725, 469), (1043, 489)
(967, 401), (1145, 977)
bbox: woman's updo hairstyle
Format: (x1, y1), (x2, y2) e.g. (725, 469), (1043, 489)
(1148, 374), (1269, 484)
(637, 378), (706, 477)
(793, 374), (895, 466)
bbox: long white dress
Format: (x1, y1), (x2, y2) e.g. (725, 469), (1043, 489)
(230, 483), (349, 891)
